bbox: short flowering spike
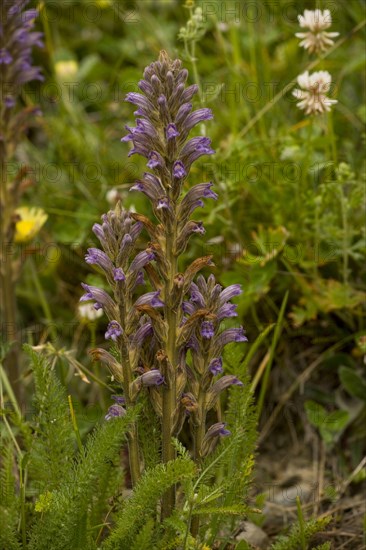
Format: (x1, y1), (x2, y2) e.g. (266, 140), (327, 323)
(105, 321), (123, 341)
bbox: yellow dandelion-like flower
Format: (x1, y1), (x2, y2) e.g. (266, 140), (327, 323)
(14, 207), (48, 243)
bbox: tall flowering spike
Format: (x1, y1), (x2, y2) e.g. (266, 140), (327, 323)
(83, 54), (248, 515)
(293, 71), (337, 115)
(296, 9), (339, 54)
(0, 1), (44, 112)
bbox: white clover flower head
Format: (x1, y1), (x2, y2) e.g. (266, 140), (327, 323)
(293, 70), (337, 115)
(78, 302), (103, 322)
(296, 9), (339, 54)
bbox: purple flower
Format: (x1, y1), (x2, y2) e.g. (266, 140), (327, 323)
(85, 248), (113, 274)
(105, 320), (123, 341)
(190, 286), (205, 307)
(201, 422), (231, 456)
(0, 49), (13, 64)
(111, 395), (125, 404)
(215, 327), (248, 350)
(113, 267), (126, 281)
(156, 197), (170, 210)
(175, 102), (193, 125)
(131, 322), (153, 346)
(201, 321), (215, 339)
(166, 123), (180, 140)
(140, 369), (165, 386)
(219, 284), (242, 305)
(4, 96), (16, 108)
(208, 357), (223, 375)
(191, 221), (205, 235)
(182, 301), (195, 315)
(185, 108), (213, 131)
(217, 303), (238, 320)
(92, 223), (106, 245)
(211, 376), (243, 397)
(206, 422), (231, 437)
(179, 182), (217, 220)
(134, 290), (164, 308)
(105, 404), (126, 421)
(129, 249), (155, 272)
(182, 84), (199, 101)
(173, 161), (187, 179)
(80, 283), (116, 313)
(134, 270), (145, 288)
(147, 150), (164, 169)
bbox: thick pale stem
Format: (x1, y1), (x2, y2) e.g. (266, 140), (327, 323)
(161, 228), (178, 519)
(118, 295), (141, 487)
(191, 395), (206, 537)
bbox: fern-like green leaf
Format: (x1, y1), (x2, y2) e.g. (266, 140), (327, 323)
(25, 346), (75, 492)
(103, 457), (196, 550)
(0, 440), (21, 550)
(28, 409), (137, 550)
(192, 504), (251, 516)
(270, 516), (331, 550)
(130, 518), (155, 550)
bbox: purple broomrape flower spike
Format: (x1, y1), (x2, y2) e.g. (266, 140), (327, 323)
(105, 320), (123, 341)
(0, 1), (44, 110)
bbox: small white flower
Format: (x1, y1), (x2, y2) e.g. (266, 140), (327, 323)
(78, 302), (103, 322)
(293, 70), (337, 115)
(296, 9), (339, 54)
